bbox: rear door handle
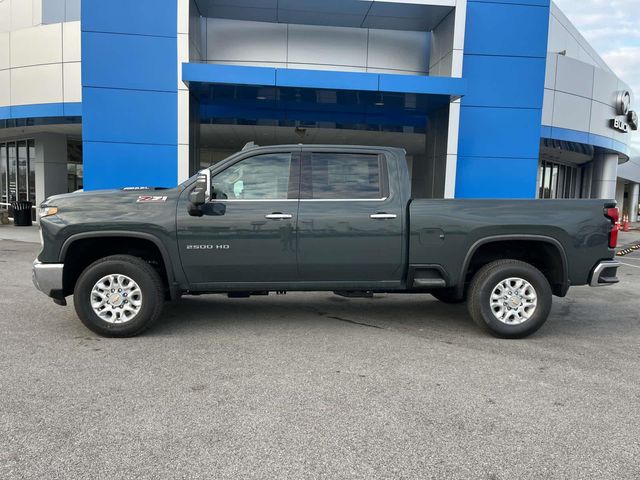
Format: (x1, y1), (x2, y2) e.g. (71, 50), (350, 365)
(370, 213), (397, 220)
(265, 213), (293, 220)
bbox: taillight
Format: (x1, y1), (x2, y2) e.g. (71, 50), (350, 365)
(605, 207), (619, 248)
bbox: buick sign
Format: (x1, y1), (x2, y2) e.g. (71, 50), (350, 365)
(611, 90), (638, 132)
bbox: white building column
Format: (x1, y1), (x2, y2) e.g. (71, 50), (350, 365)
(34, 134), (68, 206)
(177, 0), (190, 183)
(629, 183), (640, 222)
(591, 152), (618, 199)
(615, 181), (626, 212)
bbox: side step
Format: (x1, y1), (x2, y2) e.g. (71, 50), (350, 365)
(412, 278), (446, 288)
(410, 265), (447, 289)
(333, 290), (374, 298)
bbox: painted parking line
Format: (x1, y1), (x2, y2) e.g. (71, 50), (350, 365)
(619, 262), (640, 269)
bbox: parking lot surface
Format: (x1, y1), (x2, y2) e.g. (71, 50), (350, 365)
(1, 237), (640, 479)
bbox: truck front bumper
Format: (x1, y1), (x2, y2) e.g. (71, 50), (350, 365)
(589, 260), (620, 287)
(32, 260), (65, 303)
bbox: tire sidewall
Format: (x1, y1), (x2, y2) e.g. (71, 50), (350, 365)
(474, 263), (552, 338)
(74, 258), (160, 336)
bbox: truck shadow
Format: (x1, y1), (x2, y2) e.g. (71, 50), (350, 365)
(153, 293), (481, 338)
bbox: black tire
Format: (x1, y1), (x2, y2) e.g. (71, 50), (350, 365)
(73, 255), (164, 337)
(431, 289), (465, 304)
(468, 259), (552, 339)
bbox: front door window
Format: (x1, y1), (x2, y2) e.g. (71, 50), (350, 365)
(212, 153), (293, 200)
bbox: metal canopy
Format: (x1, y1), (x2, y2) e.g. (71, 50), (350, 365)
(183, 63), (466, 131)
(193, 0), (455, 31)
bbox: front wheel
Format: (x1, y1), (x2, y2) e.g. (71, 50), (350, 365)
(468, 259), (552, 339)
(73, 255), (164, 337)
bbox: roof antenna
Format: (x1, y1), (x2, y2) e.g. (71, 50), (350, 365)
(242, 141), (258, 151)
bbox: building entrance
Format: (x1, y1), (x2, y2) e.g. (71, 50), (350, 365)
(0, 140), (36, 212)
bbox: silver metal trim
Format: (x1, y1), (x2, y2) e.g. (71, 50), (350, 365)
(370, 213), (397, 220)
(589, 260), (620, 287)
(265, 213), (293, 220)
(300, 198), (388, 202)
(32, 260), (64, 297)
(211, 199), (297, 202)
(208, 198), (388, 203)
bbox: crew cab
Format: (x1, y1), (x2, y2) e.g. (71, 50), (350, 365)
(33, 144), (621, 338)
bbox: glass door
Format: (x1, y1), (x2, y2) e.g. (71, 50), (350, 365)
(1, 140), (36, 217)
(28, 140), (36, 203)
(0, 144), (7, 207)
(8, 142), (17, 203)
(17, 141), (28, 201)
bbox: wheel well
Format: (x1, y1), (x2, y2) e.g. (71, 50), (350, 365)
(463, 240), (567, 296)
(62, 237), (170, 298)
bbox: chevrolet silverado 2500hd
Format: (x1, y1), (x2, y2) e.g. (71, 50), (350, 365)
(33, 144), (621, 338)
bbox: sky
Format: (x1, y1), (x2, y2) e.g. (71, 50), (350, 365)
(553, 0), (640, 151)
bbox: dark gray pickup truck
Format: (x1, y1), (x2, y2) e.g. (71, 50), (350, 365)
(33, 144), (621, 338)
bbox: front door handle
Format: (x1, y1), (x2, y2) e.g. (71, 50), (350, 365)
(370, 213), (397, 220)
(265, 213), (293, 220)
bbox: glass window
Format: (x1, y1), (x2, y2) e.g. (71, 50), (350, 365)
(67, 140), (83, 192)
(8, 143), (17, 202)
(17, 141), (28, 201)
(1, 144), (6, 206)
(538, 160), (581, 199)
(28, 140), (36, 203)
(309, 153), (382, 199)
(212, 153), (293, 200)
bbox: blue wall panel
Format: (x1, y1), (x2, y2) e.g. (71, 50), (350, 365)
(82, 0), (176, 38)
(84, 142), (178, 190)
(82, 32), (177, 91)
(462, 56), (546, 109)
(455, 157), (539, 199)
(9, 103), (64, 119)
(83, 89), (177, 145)
(464, 2), (550, 57)
(0, 103), (81, 121)
(81, 0), (178, 190)
(481, 0), (549, 5)
(183, 63), (277, 86)
(458, 107), (546, 158)
(456, 0), (550, 199)
(277, 69), (379, 91)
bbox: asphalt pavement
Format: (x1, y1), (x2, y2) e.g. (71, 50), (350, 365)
(1, 238), (639, 479)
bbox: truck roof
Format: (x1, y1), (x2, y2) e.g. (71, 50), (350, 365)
(240, 143), (407, 155)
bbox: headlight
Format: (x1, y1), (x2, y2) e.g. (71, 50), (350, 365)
(39, 206), (58, 218)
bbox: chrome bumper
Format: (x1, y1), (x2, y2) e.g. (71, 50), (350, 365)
(32, 260), (64, 297)
(589, 260), (621, 287)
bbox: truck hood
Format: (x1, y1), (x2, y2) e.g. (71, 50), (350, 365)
(42, 187), (173, 206)
(40, 186), (183, 228)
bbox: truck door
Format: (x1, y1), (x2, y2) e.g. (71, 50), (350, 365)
(176, 149), (300, 287)
(296, 149), (404, 288)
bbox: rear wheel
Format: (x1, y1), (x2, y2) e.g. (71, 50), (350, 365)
(73, 255), (164, 337)
(468, 259), (552, 339)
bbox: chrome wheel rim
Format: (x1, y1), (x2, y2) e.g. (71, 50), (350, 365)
(489, 277), (537, 325)
(90, 274), (143, 324)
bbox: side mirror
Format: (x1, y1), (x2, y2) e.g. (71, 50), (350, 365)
(187, 169), (211, 217)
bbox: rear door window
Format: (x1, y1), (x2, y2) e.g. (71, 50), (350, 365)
(305, 153), (385, 200)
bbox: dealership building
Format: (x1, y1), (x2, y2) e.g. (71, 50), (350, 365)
(1, 0), (640, 220)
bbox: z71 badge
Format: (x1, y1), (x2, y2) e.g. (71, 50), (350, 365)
(137, 195), (168, 203)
